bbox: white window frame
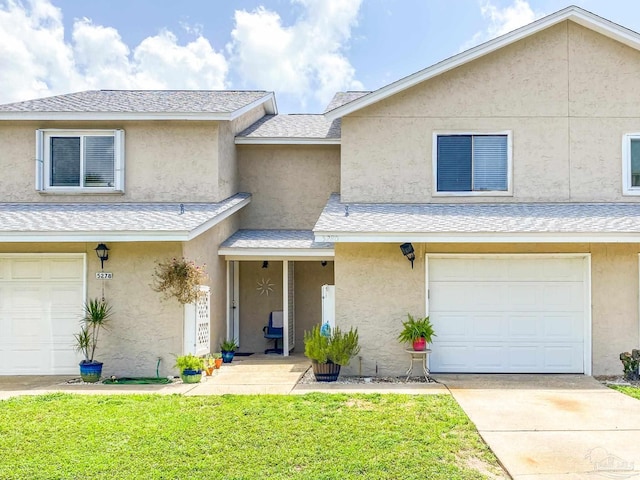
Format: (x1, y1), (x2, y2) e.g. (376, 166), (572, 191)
(432, 130), (513, 197)
(36, 129), (125, 193)
(622, 133), (640, 195)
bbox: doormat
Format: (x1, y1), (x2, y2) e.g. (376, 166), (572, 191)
(234, 352), (254, 357)
(102, 377), (173, 385)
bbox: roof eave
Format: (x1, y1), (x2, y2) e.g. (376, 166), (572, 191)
(235, 137), (340, 145)
(0, 195), (250, 243)
(218, 246), (334, 260)
(0, 93), (277, 121)
(324, 6), (640, 121)
(313, 231), (640, 243)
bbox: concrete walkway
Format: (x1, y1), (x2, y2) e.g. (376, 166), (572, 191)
(439, 374), (640, 479)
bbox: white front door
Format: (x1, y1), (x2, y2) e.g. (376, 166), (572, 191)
(0, 254), (85, 375)
(428, 256), (588, 373)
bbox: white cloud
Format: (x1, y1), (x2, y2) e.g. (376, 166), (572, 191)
(461, 0), (543, 51)
(228, 0), (364, 111)
(0, 0), (228, 103)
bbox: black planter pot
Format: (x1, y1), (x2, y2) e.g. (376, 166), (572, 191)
(312, 360), (341, 382)
(79, 361), (103, 383)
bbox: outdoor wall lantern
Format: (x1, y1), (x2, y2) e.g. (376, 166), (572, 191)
(95, 243), (110, 269)
(400, 242), (415, 269)
(321, 260), (328, 267)
(262, 261), (269, 269)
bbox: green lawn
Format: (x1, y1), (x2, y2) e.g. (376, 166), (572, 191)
(0, 393), (504, 480)
(609, 385), (640, 400)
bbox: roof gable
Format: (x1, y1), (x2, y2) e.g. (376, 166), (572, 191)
(325, 6), (640, 120)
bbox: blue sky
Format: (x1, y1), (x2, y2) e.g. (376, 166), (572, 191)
(2, 0), (640, 113)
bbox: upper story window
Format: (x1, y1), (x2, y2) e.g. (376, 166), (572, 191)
(623, 134), (640, 195)
(433, 132), (512, 196)
(36, 129), (125, 193)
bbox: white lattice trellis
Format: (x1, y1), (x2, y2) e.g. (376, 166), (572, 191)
(183, 286), (211, 356)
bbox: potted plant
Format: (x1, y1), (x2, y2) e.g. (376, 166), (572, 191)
(213, 352), (223, 369)
(304, 324), (360, 382)
(398, 314), (436, 351)
(204, 354), (215, 375)
(151, 257), (207, 304)
(620, 350), (640, 381)
(73, 298), (113, 383)
(175, 353), (204, 383)
(220, 340), (238, 363)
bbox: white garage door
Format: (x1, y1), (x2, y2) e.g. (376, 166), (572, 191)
(428, 256), (587, 373)
(0, 255), (85, 375)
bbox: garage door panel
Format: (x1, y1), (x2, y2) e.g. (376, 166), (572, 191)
(50, 259), (84, 279)
(507, 314), (539, 338)
(429, 257), (587, 374)
(10, 259), (45, 280)
(0, 255), (84, 375)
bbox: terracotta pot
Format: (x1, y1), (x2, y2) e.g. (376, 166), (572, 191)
(214, 358), (223, 369)
(412, 337), (427, 351)
(206, 366), (214, 376)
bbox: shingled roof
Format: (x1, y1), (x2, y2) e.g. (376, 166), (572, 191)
(236, 114), (341, 144)
(313, 194), (640, 243)
(0, 193), (250, 242)
(0, 90), (276, 120)
(219, 229), (334, 258)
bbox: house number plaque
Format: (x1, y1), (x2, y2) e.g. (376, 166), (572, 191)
(95, 272), (113, 279)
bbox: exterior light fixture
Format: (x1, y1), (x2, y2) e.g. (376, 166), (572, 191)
(95, 243), (109, 269)
(321, 260), (327, 267)
(400, 243), (415, 269)
(262, 261), (269, 269)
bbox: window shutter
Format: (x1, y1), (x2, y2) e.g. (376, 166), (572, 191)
(35, 130), (44, 191)
(437, 135), (472, 191)
(473, 135), (508, 191)
(114, 129), (125, 191)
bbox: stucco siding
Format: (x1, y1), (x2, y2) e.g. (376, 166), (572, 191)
(183, 214), (240, 357)
(568, 22), (640, 118)
(340, 20), (640, 204)
(238, 145), (340, 229)
(0, 120), (224, 202)
(293, 261), (334, 348)
(335, 243), (638, 377)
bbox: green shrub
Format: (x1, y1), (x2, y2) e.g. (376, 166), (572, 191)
(304, 324), (360, 366)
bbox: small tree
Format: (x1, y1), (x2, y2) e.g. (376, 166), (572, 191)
(74, 298), (113, 364)
(151, 257), (207, 304)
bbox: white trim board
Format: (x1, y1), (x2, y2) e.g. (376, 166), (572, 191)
(325, 6), (640, 121)
(314, 232), (640, 244)
(235, 138), (340, 145)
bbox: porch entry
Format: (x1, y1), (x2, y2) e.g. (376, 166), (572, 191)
(227, 260), (295, 356)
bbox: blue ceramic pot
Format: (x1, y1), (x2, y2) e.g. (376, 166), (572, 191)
(221, 351), (235, 363)
(79, 361), (103, 383)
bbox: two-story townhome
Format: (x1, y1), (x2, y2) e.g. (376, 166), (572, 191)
(1, 5), (639, 378)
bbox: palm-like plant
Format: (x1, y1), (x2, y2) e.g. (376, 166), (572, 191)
(74, 298), (113, 364)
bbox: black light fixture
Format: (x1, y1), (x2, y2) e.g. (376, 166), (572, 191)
(400, 243), (415, 269)
(95, 243), (109, 269)
(321, 260), (327, 267)
(262, 260), (269, 269)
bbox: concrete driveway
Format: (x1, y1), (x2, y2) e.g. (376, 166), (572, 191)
(439, 374), (640, 479)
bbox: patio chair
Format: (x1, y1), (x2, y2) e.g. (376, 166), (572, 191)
(263, 310), (284, 354)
